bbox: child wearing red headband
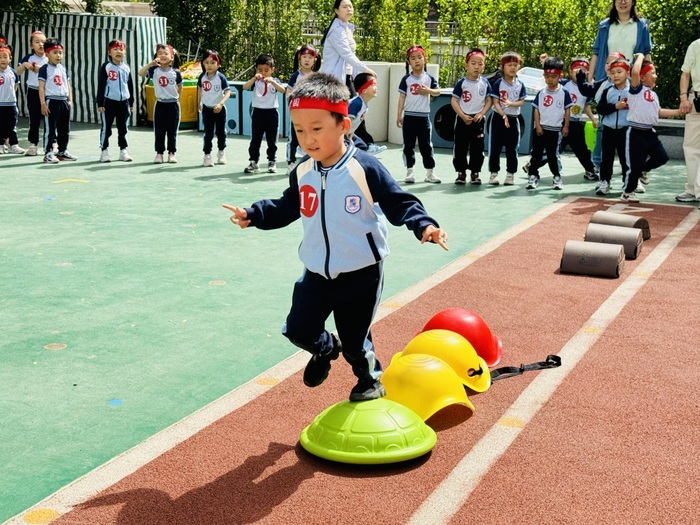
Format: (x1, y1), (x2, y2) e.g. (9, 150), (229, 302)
(488, 51), (526, 185)
(620, 53), (682, 203)
(16, 30), (47, 156)
(346, 72), (386, 155)
(591, 54), (631, 196)
(525, 56), (572, 190)
(223, 72), (448, 402)
(138, 43), (182, 164)
(397, 45), (441, 184)
(97, 39), (134, 163)
(0, 44), (26, 155)
(38, 37), (76, 163)
(198, 49), (231, 167)
(451, 48), (492, 185)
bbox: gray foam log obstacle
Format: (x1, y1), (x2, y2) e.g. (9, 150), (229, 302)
(584, 223), (643, 259)
(589, 210), (650, 240)
(560, 240), (625, 278)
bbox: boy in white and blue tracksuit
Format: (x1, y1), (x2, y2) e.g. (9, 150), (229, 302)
(197, 52), (230, 160)
(38, 39), (73, 160)
(224, 73), (448, 401)
(96, 40), (134, 157)
(527, 57), (573, 188)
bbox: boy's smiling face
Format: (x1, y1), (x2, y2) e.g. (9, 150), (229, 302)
(291, 108), (351, 167)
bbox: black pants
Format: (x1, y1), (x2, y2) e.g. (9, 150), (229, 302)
(599, 126), (628, 183)
(402, 114), (435, 169)
(531, 121), (595, 173)
(26, 87), (43, 145)
(249, 107), (278, 162)
(0, 106), (20, 146)
(453, 115), (485, 173)
(528, 129), (562, 178)
(43, 99), (70, 153)
(100, 98), (130, 151)
(153, 101), (180, 154)
(355, 120), (374, 145)
(623, 127), (669, 193)
(201, 105), (227, 154)
(488, 114), (520, 174)
(282, 263), (384, 384)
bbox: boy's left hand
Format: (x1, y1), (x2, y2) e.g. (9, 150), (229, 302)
(421, 225), (449, 251)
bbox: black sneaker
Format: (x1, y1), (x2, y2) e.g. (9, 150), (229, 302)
(303, 334), (341, 387)
(349, 379), (387, 402)
(454, 172), (467, 185)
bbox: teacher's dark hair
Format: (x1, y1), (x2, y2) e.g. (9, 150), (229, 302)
(321, 0), (344, 46)
(608, 0), (639, 24)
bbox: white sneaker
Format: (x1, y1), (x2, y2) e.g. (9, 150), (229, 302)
(154, 153), (164, 164)
(9, 144), (26, 154)
(244, 161), (259, 173)
(367, 144), (387, 155)
(635, 183), (646, 193)
(488, 173), (499, 185)
(405, 168), (415, 184)
(286, 161), (297, 175)
(203, 154), (214, 167)
(25, 144), (38, 156)
(552, 176), (563, 190)
(100, 149), (111, 163)
(57, 151), (77, 161)
(676, 191), (699, 202)
(596, 180), (610, 195)
(268, 161), (277, 173)
(526, 175), (539, 189)
(119, 149), (133, 162)
(217, 150), (227, 165)
(43, 152), (59, 164)
(2, 141), (7, 153)
(168, 153), (178, 163)
(424, 169), (441, 183)
(504, 173), (515, 186)
(640, 171), (650, 185)
(620, 192), (640, 203)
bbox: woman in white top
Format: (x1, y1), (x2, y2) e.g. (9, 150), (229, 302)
(319, 0), (375, 91)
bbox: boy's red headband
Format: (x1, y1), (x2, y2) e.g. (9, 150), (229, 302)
(44, 43), (63, 53)
(640, 63), (655, 77)
(609, 59), (630, 72)
(289, 97), (348, 116)
(109, 41), (126, 50)
(501, 55), (521, 66)
(570, 60), (589, 71)
(545, 68), (563, 76)
(206, 53), (221, 64)
(0, 45), (10, 57)
(465, 50), (485, 62)
(356, 77), (376, 95)
(406, 46), (425, 59)
(299, 48), (317, 58)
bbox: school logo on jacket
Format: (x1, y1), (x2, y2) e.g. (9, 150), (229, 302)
(345, 195), (361, 214)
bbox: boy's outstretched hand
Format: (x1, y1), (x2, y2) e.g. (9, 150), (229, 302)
(421, 225), (449, 251)
(222, 204), (251, 229)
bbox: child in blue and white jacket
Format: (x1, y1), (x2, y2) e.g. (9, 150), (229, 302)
(0, 44), (25, 155)
(96, 39), (134, 162)
(223, 73), (448, 402)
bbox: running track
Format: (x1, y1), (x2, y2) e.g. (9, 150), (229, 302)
(9, 197), (700, 524)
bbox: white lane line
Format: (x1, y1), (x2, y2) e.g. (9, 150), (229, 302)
(0, 196), (589, 524)
(406, 208), (700, 525)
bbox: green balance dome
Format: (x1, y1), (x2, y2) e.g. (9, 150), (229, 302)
(299, 398), (437, 464)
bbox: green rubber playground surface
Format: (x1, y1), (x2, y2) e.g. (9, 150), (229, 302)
(0, 118), (691, 521)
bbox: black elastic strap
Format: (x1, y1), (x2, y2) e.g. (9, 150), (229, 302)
(490, 354), (561, 382)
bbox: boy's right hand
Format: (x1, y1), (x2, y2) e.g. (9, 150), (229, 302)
(222, 204), (251, 228)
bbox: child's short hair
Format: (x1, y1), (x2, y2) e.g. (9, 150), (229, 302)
(543, 56), (565, 73)
(43, 37), (63, 54)
(255, 54), (275, 68)
(289, 72), (350, 123)
(202, 49), (221, 65)
(465, 48), (486, 63)
(499, 51), (522, 68)
(353, 72), (376, 94)
(293, 44), (321, 72)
